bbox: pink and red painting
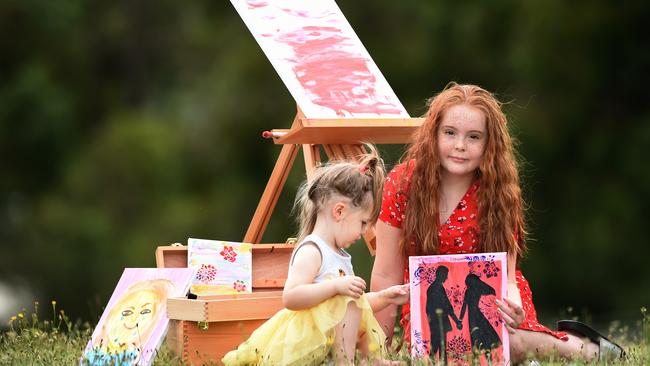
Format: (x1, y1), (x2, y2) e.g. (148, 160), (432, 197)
(409, 253), (509, 365)
(230, 0), (409, 118)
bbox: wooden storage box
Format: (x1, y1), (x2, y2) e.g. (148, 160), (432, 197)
(156, 243), (295, 365)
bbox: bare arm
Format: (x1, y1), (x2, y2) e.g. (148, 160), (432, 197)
(370, 220), (406, 340)
(282, 244), (366, 310)
(507, 254), (522, 307)
(496, 253), (526, 333)
(365, 284), (409, 313)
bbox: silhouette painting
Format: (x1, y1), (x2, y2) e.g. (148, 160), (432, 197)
(409, 253), (509, 365)
(82, 268), (195, 366)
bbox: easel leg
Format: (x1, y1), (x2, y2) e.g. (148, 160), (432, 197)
(244, 143), (299, 244)
(302, 144), (321, 181)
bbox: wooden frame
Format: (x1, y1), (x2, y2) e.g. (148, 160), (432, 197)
(269, 117), (424, 145)
(245, 107), (423, 254)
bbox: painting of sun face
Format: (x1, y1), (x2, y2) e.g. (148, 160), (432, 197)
(101, 280), (171, 353)
(82, 268), (195, 366)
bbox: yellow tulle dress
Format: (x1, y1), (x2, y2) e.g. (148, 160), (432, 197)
(222, 234), (387, 366)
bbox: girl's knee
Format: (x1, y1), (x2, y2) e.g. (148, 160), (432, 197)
(337, 301), (361, 331)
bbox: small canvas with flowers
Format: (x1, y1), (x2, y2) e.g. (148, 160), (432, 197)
(187, 238), (253, 296)
(409, 252), (509, 365)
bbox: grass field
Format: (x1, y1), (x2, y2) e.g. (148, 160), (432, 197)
(1, 302), (648, 365)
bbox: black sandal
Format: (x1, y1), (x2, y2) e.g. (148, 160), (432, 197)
(557, 320), (626, 361)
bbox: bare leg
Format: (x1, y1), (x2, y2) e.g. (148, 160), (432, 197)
(333, 301), (361, 366)
(358, 332), (403, 366)
(509, 329), (599, 363)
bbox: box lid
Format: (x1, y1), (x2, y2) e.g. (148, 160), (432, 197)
(166, 291), (284, 322)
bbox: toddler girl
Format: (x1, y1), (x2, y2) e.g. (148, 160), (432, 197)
(223, 146), (409, 365)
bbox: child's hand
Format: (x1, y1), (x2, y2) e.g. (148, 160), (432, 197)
(380, 284), (410, 305)
(334, 275), (366, 298)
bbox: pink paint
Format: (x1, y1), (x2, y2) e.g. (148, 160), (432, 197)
(281, 8), (310, 18)
(277, 26), (403, 116)
(246, 0), (268, 10)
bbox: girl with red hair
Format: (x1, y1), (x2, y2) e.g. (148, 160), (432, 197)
(371, 83), (624, 363)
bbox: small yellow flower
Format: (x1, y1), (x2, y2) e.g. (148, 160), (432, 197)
(51, 300), (56, 306)
(368, 342), (379, 353)
(10, 316), (17, 321)
(18, 313), (24, 319)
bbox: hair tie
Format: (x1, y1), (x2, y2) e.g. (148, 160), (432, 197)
(358, 164), (369, 174)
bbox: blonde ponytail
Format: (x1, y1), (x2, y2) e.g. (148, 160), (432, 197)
(292, 144), (386, 241)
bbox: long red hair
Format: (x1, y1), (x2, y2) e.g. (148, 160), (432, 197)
(400, 83), (526, 260)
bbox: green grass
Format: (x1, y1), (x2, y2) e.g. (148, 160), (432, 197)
(0, 301), (184, 366)
(1, 303), (648, 365)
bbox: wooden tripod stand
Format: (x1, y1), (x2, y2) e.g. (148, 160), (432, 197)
(243, 107), (423, 254)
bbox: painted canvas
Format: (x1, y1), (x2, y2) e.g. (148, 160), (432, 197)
(82, 268), (195, 366)
(230, 0), (409, 118)
(409, 253), (509, 365)
(187, 238), (253, 296)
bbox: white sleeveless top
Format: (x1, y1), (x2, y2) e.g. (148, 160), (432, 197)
(290, 234), (354, 283)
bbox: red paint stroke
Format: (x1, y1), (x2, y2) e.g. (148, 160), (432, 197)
(276, 25), (403, 116)
(247, 1), (268, 10)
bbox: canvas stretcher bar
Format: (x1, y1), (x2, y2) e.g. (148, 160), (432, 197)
(264, 117), (424, 145)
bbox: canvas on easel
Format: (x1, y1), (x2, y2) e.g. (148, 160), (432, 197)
(230, 0), (409, 118)
(409, 253), (509, 365)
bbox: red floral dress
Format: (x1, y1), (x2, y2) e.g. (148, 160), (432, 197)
(378, 162), (568, 342)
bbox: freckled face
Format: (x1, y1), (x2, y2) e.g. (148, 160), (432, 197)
(437, 104), (487, 179)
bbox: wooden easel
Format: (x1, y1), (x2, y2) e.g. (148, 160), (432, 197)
(243, 107), (423, 254)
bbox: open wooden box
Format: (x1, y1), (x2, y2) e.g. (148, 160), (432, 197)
(156, 242), (295, 365)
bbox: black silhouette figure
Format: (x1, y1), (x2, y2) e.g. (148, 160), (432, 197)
(426, 266), (462, 363)
(459, 273), (501, 352)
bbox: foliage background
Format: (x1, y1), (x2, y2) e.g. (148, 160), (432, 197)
(1, 0), (649, 327)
